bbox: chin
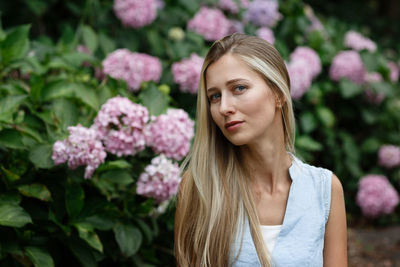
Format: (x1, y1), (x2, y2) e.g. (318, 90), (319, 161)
(224, 136), (250, 147)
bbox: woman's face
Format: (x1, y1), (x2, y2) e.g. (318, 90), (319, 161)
(205, 54), (282, 146)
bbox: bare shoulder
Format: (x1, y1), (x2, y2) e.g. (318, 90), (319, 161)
(323, 172), (348, 266)
(330, 173), (344, 198)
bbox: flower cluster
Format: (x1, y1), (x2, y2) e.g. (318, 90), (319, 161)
(378, 145), (400, 168)
(388, 61), (399, 82)
(113, 0), (158, 28)
(219, 0), (249, 14)
(356, 175), (399, 218)
(227, 19), (244, 35)
(145, 109), (195, 160)
(102, 49), (162, 91)
(187, 7), (230, 41)
(344, 31), (377, 52)
(94, 96), (149, 157)
(52, 125), (107, 179)
(256, 27), (275, 44)
(172, 53), (204, 94)
(244, 0), (282, 27)
(364, 72), (385, 104)
(136, 154), (181, 203)
(329, 50), (365, 84)
(287, 47), (321, 99)
(304, 5), (323, 33)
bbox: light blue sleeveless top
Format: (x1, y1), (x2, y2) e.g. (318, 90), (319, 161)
(230, 153), (332, 267)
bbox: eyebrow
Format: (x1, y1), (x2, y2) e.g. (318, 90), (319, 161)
(206, 78), (249, 94)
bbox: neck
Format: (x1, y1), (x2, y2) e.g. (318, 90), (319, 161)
(240, 136), (292, 195)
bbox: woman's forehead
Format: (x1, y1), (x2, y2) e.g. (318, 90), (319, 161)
(205, 54), (258, 85)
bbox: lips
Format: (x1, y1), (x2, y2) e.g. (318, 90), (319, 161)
(225, 121), (243, 129)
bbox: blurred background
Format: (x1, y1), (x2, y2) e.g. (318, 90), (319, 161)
(0, 0), (399, 266)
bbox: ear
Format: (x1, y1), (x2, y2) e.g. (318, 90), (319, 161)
(275, 95), (285, 108)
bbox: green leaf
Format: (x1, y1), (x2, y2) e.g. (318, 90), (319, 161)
(73, 84), (99, 111)
(299, 112), (317, 133)
(100, 170), (134, 186)
(1, 166), (20, 182)
(138, 84), (169, 116)
(316, 106), (335, 128)
(81, 25), (98, 54)
(67, 238), (97, 267)
(29, 144), (54, 169)
(24, 246), (54, 267)
(0, 203), (32, 227)
(82, 215), (114, 231)
(370, 82), (394, 97)
(0, 192), (22, 205)
(113, 223), (142, 257)
(147, 30), (163, 56)
(136, 219), (153, 244)
(52, 98), (79, 130)
(0, 129), (25, 149)
(1, 25), (30, 64)
(41, 81), (75, 101)
(61, 52), (92, 67)
(0, 95), (28, 115)
(339, 79), (362, 98)
(42, 82), (98, 110)
(74, 223), (103, 252)
(97, 160), (131, 172)
(24, 0), (48, 16)
(65, 182), (84, 219)
(178, 0), (200, 13)
(361, 138), (380, 153)
(296, 136), (323, 151)
(17, 183), (52, 202)
(98, 32), (115, 56)
(361, 52), (378, 72)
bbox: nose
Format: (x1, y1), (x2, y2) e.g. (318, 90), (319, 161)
(219, 93), (235, 116)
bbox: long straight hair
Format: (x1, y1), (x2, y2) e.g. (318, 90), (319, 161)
(174, 33), (296, 267)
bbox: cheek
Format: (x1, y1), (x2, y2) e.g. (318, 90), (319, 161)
(209, 106), (221, 126)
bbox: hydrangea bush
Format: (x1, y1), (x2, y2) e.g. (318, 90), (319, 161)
(0, 0), (399, 266)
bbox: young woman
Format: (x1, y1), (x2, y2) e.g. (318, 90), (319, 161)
(174, 33), (347, 267)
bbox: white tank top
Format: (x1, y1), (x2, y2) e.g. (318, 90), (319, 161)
(260, 224), (282, 253)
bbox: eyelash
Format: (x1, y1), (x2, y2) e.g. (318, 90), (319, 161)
(208, 85), (247, 102)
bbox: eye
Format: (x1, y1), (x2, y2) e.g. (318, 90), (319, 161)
(234, 85), (247, 92)
(209, 92), (221, 102)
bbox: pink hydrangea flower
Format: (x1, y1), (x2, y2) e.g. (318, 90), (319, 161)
(145, 109), (194, 161)
(363, 72), (385, 104)
(102, 49), (162, 91)
(244, 0), (282, 27)
(187, 7), (231, 41)
(172, 53), (204, 94)
(256, 27), (275, 44)
(114, 0), (158, 28)
(286, 46), (321, 99)
(287, 60), (313, 100)
(52, 125), (106, 179)
(356, 175), (399, 218)
(136, 154), (181, 203)
(304, 5), (324, 33)
(94, 96), (149, 157)
(329, 50), (366, 84)
(388, 61), (399, 82)
(227, 19), (244, 35)
(365, 72), (382, 83)
(290, 46), (321, 79)
(344, 31), (377, 52)
(378, 145), (400, 168)
(219, 0), (249, 14)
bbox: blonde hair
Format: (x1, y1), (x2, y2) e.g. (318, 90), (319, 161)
(174, 33), (296, 267)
